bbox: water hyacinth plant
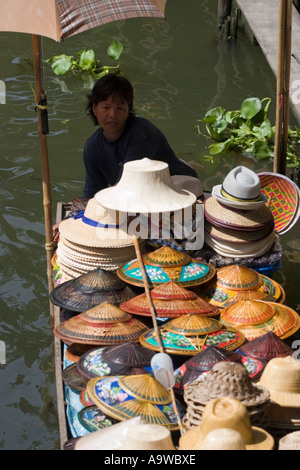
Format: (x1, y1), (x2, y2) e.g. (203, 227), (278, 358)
(195, 97), (300, 167)
(46, 40), (123, 79)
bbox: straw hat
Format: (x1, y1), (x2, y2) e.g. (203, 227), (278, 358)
(95, 158), (197, 213)
(258, 356), (300, 407)
(119, 423), (176, 450)
(200, 428), (246, 450)
(239, 331), (293, 362)
(220, 300), (276, 326)
(171, 174), (203, 199)
(59, 197), (135, 248)
(278, 431), (300, 450)
(179, 397), (274, 450)
(212, 166), (267, 210)
(183, 361), (270, 407)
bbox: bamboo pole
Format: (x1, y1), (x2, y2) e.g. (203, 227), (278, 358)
(273, 0), (292, 175)
(32, 35), (55, 324)
(131, 235), (184, 435)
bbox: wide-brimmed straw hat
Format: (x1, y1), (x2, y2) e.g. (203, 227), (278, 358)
(212, 166), (267, 210)
(119, 423), (176, 450)
(258, 356), (300, 407)
(59, 197), (135, 248)
(95, 158), (197, 213)
(179, 396), (274, 450)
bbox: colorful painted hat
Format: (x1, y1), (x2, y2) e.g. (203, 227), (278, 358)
(62, 363), (89, 391)
(50, 267), (137, 312)
(120, 288), (220, 318)
(258, 172), (300, 234)
(95, 158), (196, 213)
(76, 342), (155, 380)
(222, 302), (300, 341)
(139, 317), (245, 356)
(195, 265), (285, 308)
(212, 166), (268, 210)
(87, 375), (184, 430)
(220, 300), (276, 326)
(117, 246), (216, 288)
(239, 331), (294, 362)
(53, 303), (149, 346)
(179, 397), (274, 450)
(78, 405), (118, 433)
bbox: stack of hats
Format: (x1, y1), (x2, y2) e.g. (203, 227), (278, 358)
(258, 356), (300, 437)
(179, 396), (274, 450)
(220, 299), (300, 341)
(85, 373), (185, 431)
(120, 280), (220, 319)
(50, 267), (137, 314)
(174, 345), (266, 395)
(195, 264), (285, 309)
(56, 197), (147, 280)
(204, 166), (276, 259)
(139, 313), (245, 356)
(182, 361), (271, 430)
(53, 301), (149, 346)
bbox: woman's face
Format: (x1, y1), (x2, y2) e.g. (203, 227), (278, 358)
(93, 93), (129, 141)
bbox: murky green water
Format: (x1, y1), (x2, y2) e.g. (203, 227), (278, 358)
(0, 0), (299, 450)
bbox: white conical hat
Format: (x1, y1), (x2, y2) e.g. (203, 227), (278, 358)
(95, 158), (197, 213)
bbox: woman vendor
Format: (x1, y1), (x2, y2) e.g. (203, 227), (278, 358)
(83, 72), (200, 198)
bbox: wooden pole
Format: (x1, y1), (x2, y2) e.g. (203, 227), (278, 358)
(131, 235), (184, 435)
(32, 35), (55, 324)
(273, 0), (292, 175)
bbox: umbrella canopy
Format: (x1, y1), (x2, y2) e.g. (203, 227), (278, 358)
(0, 0), (167, 41)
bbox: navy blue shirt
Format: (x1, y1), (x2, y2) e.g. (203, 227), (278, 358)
(83, 116), (197, 198)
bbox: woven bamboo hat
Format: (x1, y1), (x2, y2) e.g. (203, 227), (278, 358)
(95, 158), (196, 213)
(179, 397), (274, 450)
(59, 197), (135, 248)
(239, 331), (293, 362)
(220, 300), (276, 326)
(258, 356), (300, 407)
(50, 267), (136, 312)
(53, 302), (149, 345)
(119, 423), (176, 450)
(212, 166), (267, 210)
(117, 245), (216, 288)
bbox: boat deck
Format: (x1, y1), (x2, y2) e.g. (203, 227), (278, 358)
(233, 0), (300, 124)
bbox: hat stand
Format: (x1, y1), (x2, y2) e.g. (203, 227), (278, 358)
(131, 235), (184, 435)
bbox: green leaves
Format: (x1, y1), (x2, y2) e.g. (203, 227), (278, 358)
(196, 96), (300, 166)
(46, 40), (123, 80)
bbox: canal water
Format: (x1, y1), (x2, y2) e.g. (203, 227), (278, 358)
(0, 0), (299, 450)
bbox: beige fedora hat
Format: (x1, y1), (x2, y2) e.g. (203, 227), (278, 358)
(95, 158), (196, 213)
(59, 197), (135, 248)
(212, 166), (267, 210)
(119, 423), (176, 450)
(258, 356), (300, 407)
(179, 396), (274, 450)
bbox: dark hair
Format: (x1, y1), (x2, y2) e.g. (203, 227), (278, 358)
(86, 73), (135, 125)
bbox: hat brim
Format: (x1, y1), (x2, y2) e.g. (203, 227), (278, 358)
(179, 425), (274, 450)
(212, 185), (267, 210)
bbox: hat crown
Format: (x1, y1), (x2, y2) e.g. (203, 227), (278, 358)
(201, 397), (253, 444)
(260, 356), (300, 393)
(222, 166), (261, 200)
(201, 428), (246, 450)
